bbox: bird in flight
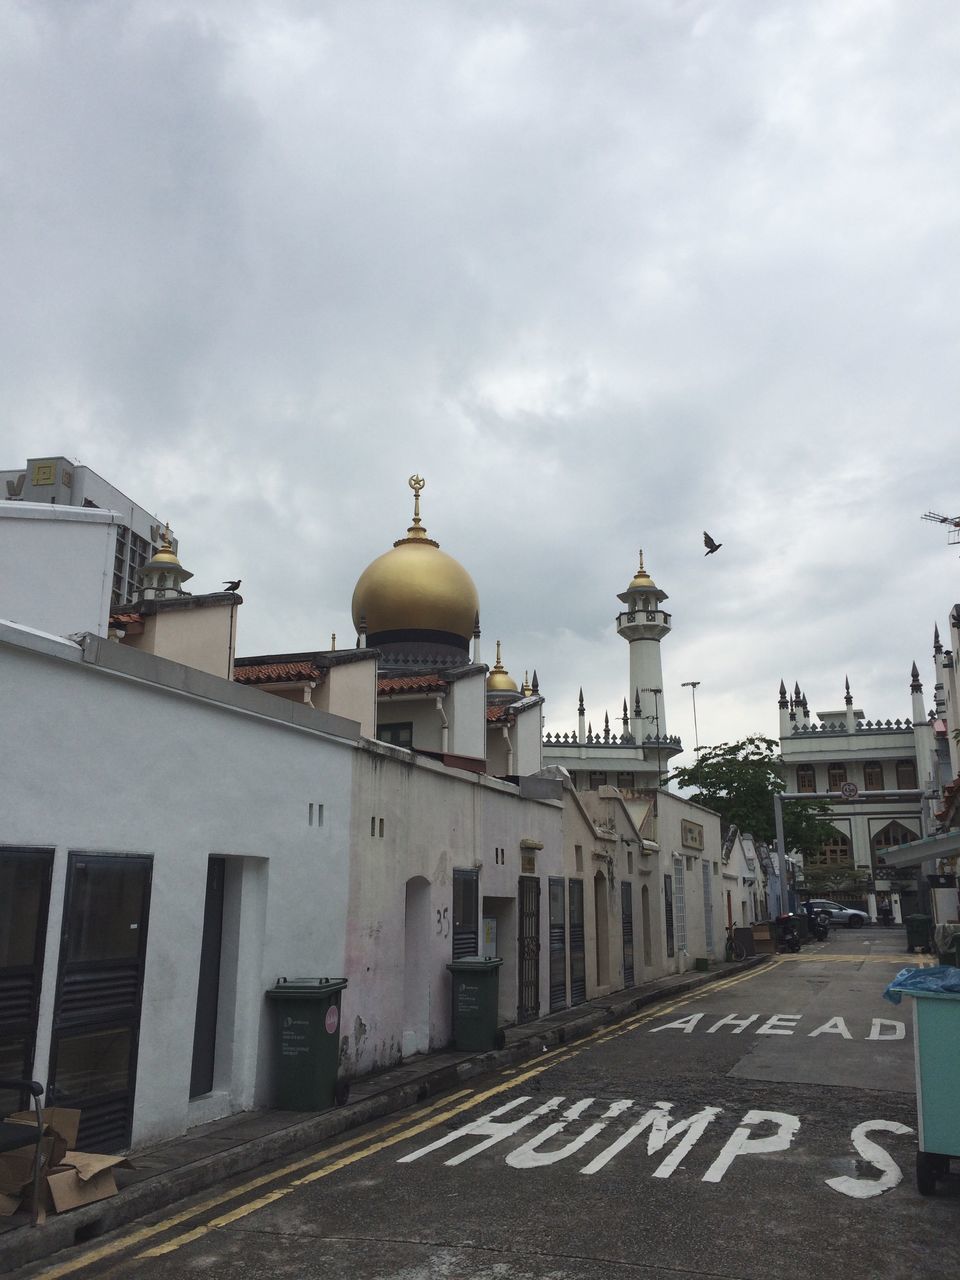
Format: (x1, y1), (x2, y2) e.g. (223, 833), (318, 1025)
(703, 532), (722, 556)
(223, 579), (242, 591)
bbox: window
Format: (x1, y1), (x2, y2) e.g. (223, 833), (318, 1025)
(672, 856), (687, 952)
(663, 874), (675, 958)
(378, 722), (413, 749)
(588, 771), (607, 790)
(895, 760), (918, 790)
(810, 832), (851, 867)
(873, 821), (917, 860)
(796, 764), (815, 793)
(863, 762), (885, 791)
(827, 763), (847, 791)
(452, 869), (479, 959)
(616, 772), (634, 791)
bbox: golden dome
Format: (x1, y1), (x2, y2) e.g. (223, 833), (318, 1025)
(144, 525), (189, 574)
(351, 476), (479, 647)
(487, 640), (519, 693)
(627, 549), (656, 590)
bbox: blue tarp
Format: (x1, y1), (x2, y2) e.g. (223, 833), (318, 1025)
(883, 965), (960, 1005)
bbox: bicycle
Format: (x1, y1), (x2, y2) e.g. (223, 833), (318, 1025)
(725, 925), (747, 962)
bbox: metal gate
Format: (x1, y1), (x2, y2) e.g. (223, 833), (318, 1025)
(517, 876), (540, 1023)
(621, 881), (635, 987)
(48, 853), (153, 1153)
(548, 877), (567, 1011)
(0, 848), (54, 1100)
(701, 861), (715, 954)
(568, 878), (586, 1005)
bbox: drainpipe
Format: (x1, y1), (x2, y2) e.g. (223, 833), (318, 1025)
(502, 724), (514, 775)
(436, 696), (449, 754)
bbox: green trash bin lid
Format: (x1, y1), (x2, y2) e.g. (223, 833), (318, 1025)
(447, 956), (503, 973)
(266, 977), (348, 998)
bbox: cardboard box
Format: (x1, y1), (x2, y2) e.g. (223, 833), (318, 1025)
(47, 1152), (132, 1213)
(0, 1108), (129, 1218)
(6, 1108), (81, 1149)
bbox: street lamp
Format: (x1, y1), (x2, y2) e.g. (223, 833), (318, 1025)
(681, 680), (701, 789)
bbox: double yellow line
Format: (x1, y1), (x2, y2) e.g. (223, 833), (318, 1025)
(34, 964), (769, 1277)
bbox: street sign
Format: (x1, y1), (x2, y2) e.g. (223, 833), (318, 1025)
(840, 782), (859, 799)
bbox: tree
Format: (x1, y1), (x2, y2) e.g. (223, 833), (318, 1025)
(666, 734), (833, 856)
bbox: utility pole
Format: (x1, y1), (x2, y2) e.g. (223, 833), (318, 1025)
(681, 680), (701, 788)
(641, 687), (663, 789)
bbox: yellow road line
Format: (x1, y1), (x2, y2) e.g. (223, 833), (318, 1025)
(42, 962), (775, 1273)
(31, 1089), (473, 1279)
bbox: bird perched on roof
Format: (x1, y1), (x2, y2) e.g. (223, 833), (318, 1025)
(223, 579), (242, 592)
(703, 532), (722, 556)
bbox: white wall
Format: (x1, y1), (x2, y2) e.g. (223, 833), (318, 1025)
(0, 502), (121, 637)
(1, 623), (358, 1148)
(342, 748), (563, 1075)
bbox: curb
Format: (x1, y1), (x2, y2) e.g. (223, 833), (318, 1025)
(1, 956), (766, 1273)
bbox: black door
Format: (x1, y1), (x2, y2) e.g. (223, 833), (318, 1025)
(48, 854), (152, 1152)
(621, 881), (635, 987)
(0, 848), (54, 1105)
(548, 877), (567, 1012)
(190, 857), (226, 1099)
(517, 876), (540, 1023)
(568, 878), (586, 1005)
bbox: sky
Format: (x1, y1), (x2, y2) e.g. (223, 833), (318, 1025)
(3, 0), (959, 771)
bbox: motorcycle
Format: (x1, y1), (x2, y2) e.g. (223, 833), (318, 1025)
(776, 913), (803, 953)
(811, 911), (830, 942)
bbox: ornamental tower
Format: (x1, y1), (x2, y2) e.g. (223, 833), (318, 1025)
(615, 551), (671, 745)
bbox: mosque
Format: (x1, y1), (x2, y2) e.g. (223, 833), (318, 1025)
(1, 474), (746, 1158)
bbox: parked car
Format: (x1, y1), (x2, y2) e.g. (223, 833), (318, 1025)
(806, 898), (869, 928)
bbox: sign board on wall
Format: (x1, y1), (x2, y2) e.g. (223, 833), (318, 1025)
(681, 820), (704, 851)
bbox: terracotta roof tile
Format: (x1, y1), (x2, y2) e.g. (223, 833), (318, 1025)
(486, 704), (514, 723)
(110, 612), (143, 626)
(234, 661), (327, 685)
(378, 674), (448, 694)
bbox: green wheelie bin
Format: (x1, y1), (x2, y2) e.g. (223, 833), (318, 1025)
(447, 956), (505, 1051)
(266, 977), (349, 1110)
(884, 966), (960, 1195)
(905, 914), (932, 954)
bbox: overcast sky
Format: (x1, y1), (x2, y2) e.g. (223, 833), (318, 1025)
(3, 1), (959, 767)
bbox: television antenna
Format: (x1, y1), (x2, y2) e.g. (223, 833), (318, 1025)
(922, 511), (960, 547)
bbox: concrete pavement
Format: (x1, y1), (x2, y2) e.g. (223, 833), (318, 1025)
(1, 951), (769, 1273)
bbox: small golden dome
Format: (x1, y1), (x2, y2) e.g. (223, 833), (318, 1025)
(627, 549), (656, 590)
(351, 476), (479, 646)
(487, 640), (519, 692)
(144, 525), (188, 573)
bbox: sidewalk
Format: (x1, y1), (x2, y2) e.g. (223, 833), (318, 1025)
(1, 954), (765, 1274)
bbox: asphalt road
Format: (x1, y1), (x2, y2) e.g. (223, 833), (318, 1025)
(17, 927), (959, 1280)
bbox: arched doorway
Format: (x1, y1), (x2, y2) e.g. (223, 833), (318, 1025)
(594, 870), (609, 987)
(402, 876), (431, 1058)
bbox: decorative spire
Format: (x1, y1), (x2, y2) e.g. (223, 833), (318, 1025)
(622, 697), (629, 728)
(531, 670), (539, 694)
(794, 681), (801, 701)
(522, 671), (533, 697)
(778, 679), (788, 708)
(844, 676), (852, 707)
(934, 623), (942, 655)
(394, 474), (439, 547)
(331, 633), (336, 650)
(634, 688), (641, 717)
(578, 687), (585, 713)
(603, 711), (610, 742)
(911, 661), (923, 693)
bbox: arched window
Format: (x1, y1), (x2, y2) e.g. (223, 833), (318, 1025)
(796, 764), (815, 793)
(863, 762), (885, 791)
(811, 832), (851, 866)
(873, 821), (917, 861)
(895, 760), (918, 790)
(827, 762), (847, 791)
